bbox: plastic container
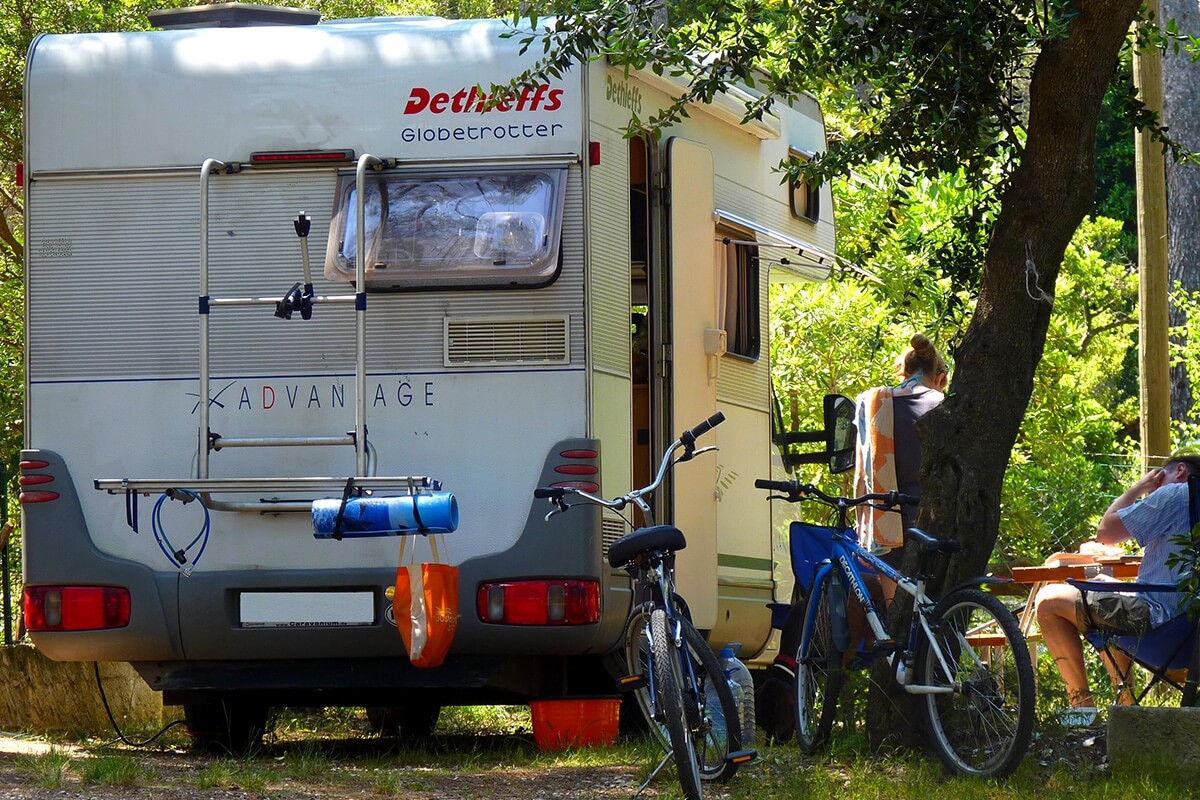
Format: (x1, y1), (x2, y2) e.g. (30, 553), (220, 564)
(719, 643), (756, 750)
(529, 698), (621, 751)
(311, 492), (458, 538)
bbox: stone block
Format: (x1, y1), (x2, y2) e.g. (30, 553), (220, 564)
(1108, 705), (1200, 776)
(0, 643), (162, 735)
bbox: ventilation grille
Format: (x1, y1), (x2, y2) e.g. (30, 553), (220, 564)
(444, 316), (570, 366)
(601, 514), (628, 558)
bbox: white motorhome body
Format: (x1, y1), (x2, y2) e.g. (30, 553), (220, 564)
(21, 14), (833, 737)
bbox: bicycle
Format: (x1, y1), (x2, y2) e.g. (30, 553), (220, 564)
(535, 413), (753, 800)
(755, 479), (1035, 778)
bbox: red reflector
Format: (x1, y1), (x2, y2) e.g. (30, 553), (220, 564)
(250, 149), (356, 165)
(20, 474), (54, 486)
(19, 490), (60, 504)
(24, 586), (131, 631)
(589, 141), (600, 166)
(20, 460), (50, 470)
(551, 480), (599, 493)
(554, 464), (598, 475)
(559, 449), (598, 459)
(477, 580), (600, 625)
(16, 162), (23, 188)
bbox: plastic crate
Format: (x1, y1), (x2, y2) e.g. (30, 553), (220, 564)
(529, 697), (621, 751)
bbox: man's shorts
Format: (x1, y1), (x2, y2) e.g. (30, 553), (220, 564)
(1074, 590), (1152, 635)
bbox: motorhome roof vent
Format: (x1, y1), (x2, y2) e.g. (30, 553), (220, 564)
(148, 2), (321, 29)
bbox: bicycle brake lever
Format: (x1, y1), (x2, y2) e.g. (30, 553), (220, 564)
(543, 498), (569, 522)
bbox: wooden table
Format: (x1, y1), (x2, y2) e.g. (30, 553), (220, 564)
(1009, 558), (1142, 636)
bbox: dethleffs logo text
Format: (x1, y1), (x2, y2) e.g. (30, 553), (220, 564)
(404, 84), (565, 114)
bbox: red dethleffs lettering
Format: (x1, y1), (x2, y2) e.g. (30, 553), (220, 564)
(403, 84), (564, 114)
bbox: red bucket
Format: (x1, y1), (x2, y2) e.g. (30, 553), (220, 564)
(530, 698), (621, 751)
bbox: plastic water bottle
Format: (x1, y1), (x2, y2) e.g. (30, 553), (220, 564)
(718, 643), (756, 750)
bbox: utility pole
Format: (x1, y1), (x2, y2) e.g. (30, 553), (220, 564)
(1135, 0), (1172, 469)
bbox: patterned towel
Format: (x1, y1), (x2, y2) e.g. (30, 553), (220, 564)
(853, 386), (909, 552)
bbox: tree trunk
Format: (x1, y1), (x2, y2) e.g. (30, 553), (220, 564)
(865, 0), (1143, 747)
(1163, 0), (1200, 423)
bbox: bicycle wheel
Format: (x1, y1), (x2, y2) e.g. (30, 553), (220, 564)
(794, 576), (843, 754)
(917, 588), (1035, 778)
(649, 607), (703, 800)
(624, 604), (671, 751)
(679, 618), (741, 782)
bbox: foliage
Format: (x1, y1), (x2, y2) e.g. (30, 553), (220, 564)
(773, 204), (1138, 565)
(1000, 216), (1139, 563)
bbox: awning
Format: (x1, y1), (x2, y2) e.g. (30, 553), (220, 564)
(714, 209), (877, 283)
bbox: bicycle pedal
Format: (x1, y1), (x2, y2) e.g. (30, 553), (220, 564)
(616, 674), (646, 693)
(726, 748), (756, 765)
(872, 639), (900, 656)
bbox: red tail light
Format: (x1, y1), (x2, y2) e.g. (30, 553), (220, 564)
(477, 580), (600, 625)
(19, 460), (58, 503)
(548, 448), (599, 493)
(24, 586), (131, 631)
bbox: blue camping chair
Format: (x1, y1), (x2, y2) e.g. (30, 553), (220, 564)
(1064, 473), (1200, 706)
(1067, 578), (1200, 706)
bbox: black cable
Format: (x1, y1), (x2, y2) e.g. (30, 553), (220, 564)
(93, 662), (187, 747)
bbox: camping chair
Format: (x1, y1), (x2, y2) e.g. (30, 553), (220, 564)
(1065, 472), (1200, 707)
(1068, 578), (1200, 707)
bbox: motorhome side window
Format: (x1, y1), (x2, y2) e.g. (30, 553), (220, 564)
(788, 148), (820, 223)
(717, 227), (760, 360)
(324, 168), (566, 289)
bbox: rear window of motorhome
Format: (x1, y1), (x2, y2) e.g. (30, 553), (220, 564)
(324, 168), (566, 289)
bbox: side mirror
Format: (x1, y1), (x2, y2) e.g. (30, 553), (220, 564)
(772, 392), (857, 474)
(824, 393), (856, 474)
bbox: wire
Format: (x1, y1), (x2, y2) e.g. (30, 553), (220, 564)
(150, 490), (211, 575)
(93, 662), (187, 747)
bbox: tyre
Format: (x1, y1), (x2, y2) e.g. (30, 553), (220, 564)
(624, 604), (671, 752)
(184, 698), (268, 755)
(649, 608), (702, 800)
(678, 618), (741, 782)
(794, 576), (843, 754)
(365, 702), (441, 738)
(917, 588), (1035, 778)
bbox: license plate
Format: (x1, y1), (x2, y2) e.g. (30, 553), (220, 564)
(239, 591), (375, 628)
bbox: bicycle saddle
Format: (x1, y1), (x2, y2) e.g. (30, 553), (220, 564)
(608, 524), (687, 568)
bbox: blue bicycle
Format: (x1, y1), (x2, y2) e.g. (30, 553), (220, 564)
(755, 480), (1035, 778)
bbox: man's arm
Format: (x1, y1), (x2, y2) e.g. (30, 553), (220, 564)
(1095, 468), (1167, 545)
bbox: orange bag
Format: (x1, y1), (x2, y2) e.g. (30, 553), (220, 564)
(393, 534), (458, 668)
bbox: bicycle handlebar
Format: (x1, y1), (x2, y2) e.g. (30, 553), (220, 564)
(681, 412), (725, 449)
(534, 414), (725, 518)
(752, 478), (918, 510)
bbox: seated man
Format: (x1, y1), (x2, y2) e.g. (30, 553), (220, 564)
(1035, 449), (1200, 717)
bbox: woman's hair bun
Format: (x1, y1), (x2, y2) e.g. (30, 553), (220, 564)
(910, 333), (934, 355)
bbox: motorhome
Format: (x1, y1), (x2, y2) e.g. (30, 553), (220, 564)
(20, 7), (835, 748)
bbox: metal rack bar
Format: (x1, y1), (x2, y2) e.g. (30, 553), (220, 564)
(211, 435), (356, 449)
(95, 476), (435, 495)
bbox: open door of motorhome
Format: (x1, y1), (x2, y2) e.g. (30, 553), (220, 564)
(665, 137), (718, 629)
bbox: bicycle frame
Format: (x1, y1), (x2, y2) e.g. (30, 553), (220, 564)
(803, 526), (957, 695)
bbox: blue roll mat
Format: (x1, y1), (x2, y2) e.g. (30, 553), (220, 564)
(312, 492), (458, 538)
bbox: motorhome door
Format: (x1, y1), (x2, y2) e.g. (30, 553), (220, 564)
(665, 137), (718, 629)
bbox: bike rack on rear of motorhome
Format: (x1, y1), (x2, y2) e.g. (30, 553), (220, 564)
(94, 154), (441, 515)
